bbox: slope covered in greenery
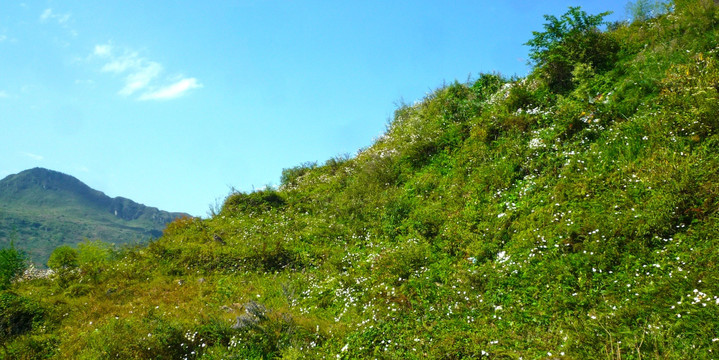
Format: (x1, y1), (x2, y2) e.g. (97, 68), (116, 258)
(2, 1), (719, 358)
(0, 168), (187, 265)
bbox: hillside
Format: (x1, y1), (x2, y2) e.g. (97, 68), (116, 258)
(2, 2), (719, 359)
(0, 168), (187, 265)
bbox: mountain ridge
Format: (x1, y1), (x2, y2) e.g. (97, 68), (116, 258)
(0, 167), (188, 265)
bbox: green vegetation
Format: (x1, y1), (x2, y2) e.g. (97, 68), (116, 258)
(2, 1), (719, 358)
(0, 245), (26, 290)
(0, 168), (188, 265)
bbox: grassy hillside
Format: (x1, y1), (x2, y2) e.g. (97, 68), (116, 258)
(2, 1), (719, 358)
(0, 168), (187, 265)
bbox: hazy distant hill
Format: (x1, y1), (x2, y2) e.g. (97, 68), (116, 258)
(0, 167), (188, 265)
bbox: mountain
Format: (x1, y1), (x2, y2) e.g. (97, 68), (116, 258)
(0, 167), (188, 265)
(3, 2), (719, 358)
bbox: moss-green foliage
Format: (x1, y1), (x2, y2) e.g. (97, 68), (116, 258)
(4, 2), (719, 358)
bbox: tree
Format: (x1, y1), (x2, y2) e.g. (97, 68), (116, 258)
(77, 240), (111, 283)
(626, 0), (671, 22)
(47, 245), (79, 286)
(47, 245), (79, 270)
(525, 7), (616, 93)
(0, 244), (27, 290)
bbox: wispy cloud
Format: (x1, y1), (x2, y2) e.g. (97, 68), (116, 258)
(139, 78), (202, 101)
(40, 8), (77, 39)
(74, 79), (95, 86)
(92, 43), (201, 100)
(40, 8), (71, 25)
(117, 61), (163, 96)
(40, 8), (52, 21)
(93, 44), (112, 57)
(0, 91), (8, 98)
(22, 152), (44, 161)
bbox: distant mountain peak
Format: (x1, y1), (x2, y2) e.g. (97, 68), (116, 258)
(1, 168), (106, 205)
(0, 168), (189, 264)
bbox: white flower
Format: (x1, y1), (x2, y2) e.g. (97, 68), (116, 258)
(528, 138), (545, 149)
(497, 251), (510, 264)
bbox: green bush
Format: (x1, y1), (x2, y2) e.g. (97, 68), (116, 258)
(3, 333), (58, 359)
(0, 245), (27, 290)
(471, 72), (505, 102)
(221, 189), (286, 214)
(280, 162), (317, 187)
(0, 291), (43, 348)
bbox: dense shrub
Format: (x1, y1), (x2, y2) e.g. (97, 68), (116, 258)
(0, 291), (43, 347)
(280, 162), (317, 187)
(221, 189), (286, 214)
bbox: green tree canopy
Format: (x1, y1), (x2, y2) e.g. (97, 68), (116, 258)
(47, 245), (79, 271)
(0, 244), (27, 290)
(525, 6), (616, 93)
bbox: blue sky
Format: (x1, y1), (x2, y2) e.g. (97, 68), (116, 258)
(1, 1), (629, 216)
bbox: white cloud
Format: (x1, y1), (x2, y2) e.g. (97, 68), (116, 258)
(93, 44), (112, 57)
(40, 8), (52, 21)
(74, 79), (95, 86)
(92, 42), (201, 100)
(119, 62), (163, 96)
(0, 91), (8, 98)
(140, 78), (202, 101)
(97, 47), (141, 73)
(40, 8), (71, 24)
(93, 44), (164, 96)
(101, 56), (140, 73)
(22, 152), (44, 161)
(0, 35), (7, 42)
